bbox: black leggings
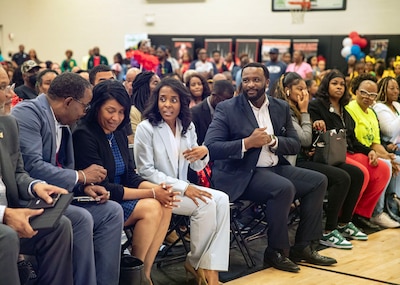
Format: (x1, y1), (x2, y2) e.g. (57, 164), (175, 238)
(297, 161), (364, 230)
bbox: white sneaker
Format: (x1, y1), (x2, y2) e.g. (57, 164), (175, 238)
(320, 229), (353, 249)
(370, 212), (400, 228)
(338, 222), (368, 241)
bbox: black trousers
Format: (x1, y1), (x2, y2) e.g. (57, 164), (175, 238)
(239, 165), (327, 250)
(297, 161), (364, 230)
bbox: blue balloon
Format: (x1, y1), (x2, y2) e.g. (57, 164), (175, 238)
(351, 45), (361, 56)
(359, 52), (366, 59)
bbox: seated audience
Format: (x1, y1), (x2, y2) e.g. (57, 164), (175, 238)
(134, 78), (230, 285)
(14, 60), (40, 100)
(88, 64), (115, 86)
(189, 48), (218, 79)
(0, 66), (73, 285)
(276, 72), (366, 249)
(205, 63), (336, 273)
(156, 45), (173, 78)
(373, 76), (400, 154)
(345, 73), (399, 228)
(185, 73), (211, 108)
(191, 80), (234, 145)
(130, 71), (160, 139)
(72, 80), (176, 284)
(11, 72), (124, 285)
(306, 78), (318, 100)
(123, 67), (141, 97)
(309, 70), (392, 229)
(36, 69), (58, 95)
(286, 51), (313, 80)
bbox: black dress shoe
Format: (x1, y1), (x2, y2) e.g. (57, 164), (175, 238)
(264, 248), (300, 273)
(289, 245), (337, 266)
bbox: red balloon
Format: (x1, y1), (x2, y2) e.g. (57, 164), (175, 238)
(352, 36), (362, 46)
(359, 38), (368, 48)
(349, 31), (359, 39)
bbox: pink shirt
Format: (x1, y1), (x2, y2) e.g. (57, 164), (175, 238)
(286, 62), (313, 79)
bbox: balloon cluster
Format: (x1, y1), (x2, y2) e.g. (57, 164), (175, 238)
(341, 31), (368, 61)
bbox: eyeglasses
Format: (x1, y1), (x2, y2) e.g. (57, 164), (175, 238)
(359, 89), (378, 100)
(72, 98), (91, 113)
(0, 83), (15, 94)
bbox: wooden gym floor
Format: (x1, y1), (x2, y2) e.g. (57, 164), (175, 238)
(225, 229), (400, 285)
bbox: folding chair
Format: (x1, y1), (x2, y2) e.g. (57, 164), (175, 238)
(201, 167), (256, 268)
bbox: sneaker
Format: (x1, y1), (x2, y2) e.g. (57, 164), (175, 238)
(370, 212), (400, 228)
(320, 229), (353, 249)
(352, 214), (381, 230)
(338, 222), (368, 241)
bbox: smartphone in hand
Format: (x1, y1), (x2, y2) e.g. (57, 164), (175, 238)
(27, 193), (61, 209)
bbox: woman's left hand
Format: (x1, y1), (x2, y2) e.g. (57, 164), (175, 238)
(183, 146), (208, 163)
(84, 184), (110, 204)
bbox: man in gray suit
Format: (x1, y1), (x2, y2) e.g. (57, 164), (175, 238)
(11, 72), (124, 285)
(0, 67), (73, 285)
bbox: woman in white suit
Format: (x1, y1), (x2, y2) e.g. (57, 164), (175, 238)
(134, 78), (230, 285)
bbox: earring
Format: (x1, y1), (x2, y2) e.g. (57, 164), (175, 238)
(286, 90), (290, 96)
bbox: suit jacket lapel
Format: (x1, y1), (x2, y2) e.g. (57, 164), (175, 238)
(38, 95), (58, 164)
(238, 94), (259, 128)
(268, 97), (279, 135)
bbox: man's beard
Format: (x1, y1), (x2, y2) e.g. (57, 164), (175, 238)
(28, 74), (37, 87)
(243, 86), (266, 103)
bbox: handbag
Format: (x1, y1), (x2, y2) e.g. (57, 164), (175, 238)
(312, 129), (347, 166)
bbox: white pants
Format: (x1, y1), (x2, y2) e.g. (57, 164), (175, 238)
(173, 185), (230, 271)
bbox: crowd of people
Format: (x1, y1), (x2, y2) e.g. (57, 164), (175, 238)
(0, 41), (399, 285)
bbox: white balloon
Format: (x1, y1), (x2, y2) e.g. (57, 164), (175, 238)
(342, 37), (353, 47)
(341, 46), (351, 58)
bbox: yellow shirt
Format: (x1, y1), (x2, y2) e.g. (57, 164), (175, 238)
(345, 100), (381, 147)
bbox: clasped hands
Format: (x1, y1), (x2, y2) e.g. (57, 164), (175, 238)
(153, 183), (180, 208)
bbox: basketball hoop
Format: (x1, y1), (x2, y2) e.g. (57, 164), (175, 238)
(288, 1), (310, 24)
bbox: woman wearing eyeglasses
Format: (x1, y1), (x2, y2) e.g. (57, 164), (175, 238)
(345, 73), (400, 228)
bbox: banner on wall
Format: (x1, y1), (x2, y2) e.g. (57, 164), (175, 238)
(124, 33), (148, 50)
(204, 39), (233, 59)
(293, 39), (319, 61)
(171, 38), (195, 62)
(369, 39), (389, 60)
(261, 39), (291, 62)
(235, 39), (259, 65)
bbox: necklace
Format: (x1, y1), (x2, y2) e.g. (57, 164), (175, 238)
(107, 133), (114, 147)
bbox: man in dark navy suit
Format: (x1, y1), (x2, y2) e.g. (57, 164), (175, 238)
(205, 62), (336, 272)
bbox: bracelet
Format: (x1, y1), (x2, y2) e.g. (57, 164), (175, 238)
(79, 170), (87, 185)
(151, 188), (156, 199)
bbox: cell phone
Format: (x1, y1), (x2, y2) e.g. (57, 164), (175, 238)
(73, 196), (99, 202)
(27, 193), (61, 209)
